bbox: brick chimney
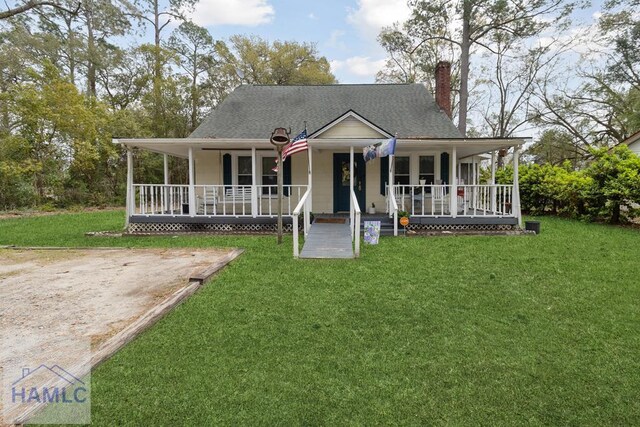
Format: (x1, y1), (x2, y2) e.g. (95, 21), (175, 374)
(435, 61), (452, 118)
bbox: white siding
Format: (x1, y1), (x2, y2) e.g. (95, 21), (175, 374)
(194, 148), (447, 214)
(365, 158), (387, 213)
(629, 141), (640, 156)
(316, 116), (386, 139)
(291, 152), (309, 186)
(311, 150), (334, 213)
(195, 151), (221, 185)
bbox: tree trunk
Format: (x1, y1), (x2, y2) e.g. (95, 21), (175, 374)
(191, 51), (198, 131)
(0, 88), (8, 131)
(84, 1), (96, 99)
(152, 0), (164, 136)
(458, 0), (471, 137)
(611, 203), (621, 224)
(64, 16), (76, 86)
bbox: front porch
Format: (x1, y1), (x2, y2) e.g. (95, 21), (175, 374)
(115, 137), (526, 256)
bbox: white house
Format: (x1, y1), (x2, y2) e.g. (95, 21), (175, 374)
(114, 63), (526, 246)
(624, 130), (640, 156)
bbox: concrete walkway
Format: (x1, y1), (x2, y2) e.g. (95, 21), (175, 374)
(299, 222), (354, 259)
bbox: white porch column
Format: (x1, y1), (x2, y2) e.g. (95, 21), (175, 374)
(188, 147), (196, 217)
(308, 145), (313, 209)
(471, 157), (477, 212)
(251, 147), (258, 217)
(472, 158), (477, 185)
(125, 148), (133, 227)
(350, 146), (354, 235)
(491, 150), (497, 213)
(163, 154), (169, 213)
(491, 151), (496, 184)
(388, 154), (394, 209)
(450, 146), (457, 218)
(513, 145), (522, 227)
(390, 154), (397, 236)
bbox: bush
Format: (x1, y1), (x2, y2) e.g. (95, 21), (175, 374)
(491, 145), (640, 223)
(582, 146), (640, 223)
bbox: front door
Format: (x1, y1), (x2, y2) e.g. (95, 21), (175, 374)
(333, 153), (366, 213)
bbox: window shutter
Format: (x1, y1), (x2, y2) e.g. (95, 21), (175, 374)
(440, 152), (449, 184)
(380, 156), (389, 195)
(223, 153), (232, 189)
(283, 157), (292, 196)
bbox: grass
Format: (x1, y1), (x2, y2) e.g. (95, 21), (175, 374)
(1, 210), (639, 425)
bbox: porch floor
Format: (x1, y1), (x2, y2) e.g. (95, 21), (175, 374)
(299, 222), (354, 259)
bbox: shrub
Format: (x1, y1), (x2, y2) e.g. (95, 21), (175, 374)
(489, 146), (640, 223)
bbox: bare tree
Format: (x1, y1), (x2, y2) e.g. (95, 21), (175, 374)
(0, 0), (79, 19)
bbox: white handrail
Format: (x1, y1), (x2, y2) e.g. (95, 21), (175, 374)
(350, 188), (361, 257)
(292, 188), (312, 258)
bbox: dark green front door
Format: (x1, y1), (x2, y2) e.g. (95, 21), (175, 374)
(333, 153), (366, 212)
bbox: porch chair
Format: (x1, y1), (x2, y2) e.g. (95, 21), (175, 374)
(221, 186), (253, 207)
(197, 187), (218, 215)
(432, 180), (448, 215)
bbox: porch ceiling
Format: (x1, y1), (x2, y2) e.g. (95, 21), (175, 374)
(113, 137), (529, 159)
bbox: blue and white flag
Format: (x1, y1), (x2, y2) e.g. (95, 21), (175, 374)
(363, 137), (396, 162)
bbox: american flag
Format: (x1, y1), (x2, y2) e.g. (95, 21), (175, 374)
(283, 129), (308, 160)
(273, 129), (308, 172)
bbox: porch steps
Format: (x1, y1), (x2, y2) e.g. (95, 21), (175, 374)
(299, 223), (354, 259)
(359, 216), (395, 236)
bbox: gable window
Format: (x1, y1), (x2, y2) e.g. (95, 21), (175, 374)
(237, 156), (252, 186)
(262, 157), (277, 194)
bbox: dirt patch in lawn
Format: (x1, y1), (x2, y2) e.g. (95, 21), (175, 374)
(0, 247), (235, 425)
(0, 207), (123, 220)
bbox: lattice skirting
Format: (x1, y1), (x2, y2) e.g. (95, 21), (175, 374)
(406, 223), (518, 232)
(128, 222), (296, 234)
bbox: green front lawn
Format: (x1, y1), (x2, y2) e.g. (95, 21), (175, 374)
(1, 211), (639, 425)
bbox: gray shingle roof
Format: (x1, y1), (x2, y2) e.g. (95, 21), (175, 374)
(189, 83), (462, 139)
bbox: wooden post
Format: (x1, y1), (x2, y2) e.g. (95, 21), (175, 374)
(251, 147), (257, 217)
(125, 148), (133, 227)
(277, 147), (283, 244)
(188, 147), (195, 217)
(513, 145), (522, 227)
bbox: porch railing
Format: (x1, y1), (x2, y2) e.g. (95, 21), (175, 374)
(389, 184), (514, 217)
(133, 184), (308, 217)
(460, 184), (513, 216)
(255, 185), (308, 217)
(134, 184), (189, 216)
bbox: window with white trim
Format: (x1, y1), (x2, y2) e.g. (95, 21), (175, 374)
(419, 155), (435, 190)
(261, 156), (277, 194)
(394, 156), (410, 189)
(237, 156), (252, 186)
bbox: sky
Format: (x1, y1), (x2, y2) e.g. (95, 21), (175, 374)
(182, 0), (413, 84)
(178, 0), (610, 85)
